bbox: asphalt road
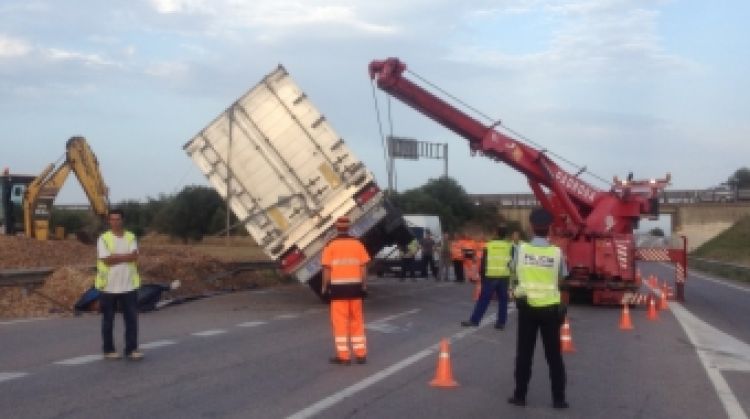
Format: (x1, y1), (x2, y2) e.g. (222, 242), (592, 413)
(1, 269), (748, 419)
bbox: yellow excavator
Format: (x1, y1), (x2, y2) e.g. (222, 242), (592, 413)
(22, 136), (109, 240)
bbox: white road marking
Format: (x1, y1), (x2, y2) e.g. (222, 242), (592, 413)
(689, 271), (750, 294)
(192, 329), (227, 337)
(275, 314), (300, 320)
(55, 354), (103, 366)
(366, 309), (420, 334)
(368, 309), (420, 325)
(0, 372), (28, 383)
(670, 303), (749, 419)
(287, 317), (495, 419)
(140, 339), (178, 349)
(0, 317), (50, 326)
(237, 321), (266, 328)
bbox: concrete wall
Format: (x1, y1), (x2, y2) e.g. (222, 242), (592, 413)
(495, 203), (750, 250)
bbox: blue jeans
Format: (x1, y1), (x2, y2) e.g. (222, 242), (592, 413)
(100, 290), (139, 355)
(469, 278), (509, 326)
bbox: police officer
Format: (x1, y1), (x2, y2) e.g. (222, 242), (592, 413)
(321, 216), (371, 365)
(508, 207), (569, 409)
(460, 224), (512, 329)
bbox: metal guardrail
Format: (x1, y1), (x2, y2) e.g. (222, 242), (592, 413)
(0, 267), (57, 287)
(0, 265), (92, 287)
(690, 257), (750, 273)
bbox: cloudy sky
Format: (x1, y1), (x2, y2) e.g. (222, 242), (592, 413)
(1, 0), (748, 203)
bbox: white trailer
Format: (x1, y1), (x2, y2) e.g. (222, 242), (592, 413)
(184, 65), (411, 294)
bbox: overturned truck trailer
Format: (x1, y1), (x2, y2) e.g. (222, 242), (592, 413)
(184, 65), (412, 296)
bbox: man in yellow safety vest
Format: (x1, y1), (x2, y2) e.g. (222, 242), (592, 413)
(461, 224), (513, 329)
(96, 209), (143, 361)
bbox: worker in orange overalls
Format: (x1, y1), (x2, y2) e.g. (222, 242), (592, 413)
(321, 216), (371, 365)
(462, 234), (480, 283)
(468, 234), (487, 299)
(450, 233), (465, 282)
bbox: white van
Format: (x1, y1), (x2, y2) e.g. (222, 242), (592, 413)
(371, 214), (443, 277)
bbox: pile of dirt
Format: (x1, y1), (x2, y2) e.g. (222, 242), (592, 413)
(0, 236), (96, 269)
(0, 237), (283, 319)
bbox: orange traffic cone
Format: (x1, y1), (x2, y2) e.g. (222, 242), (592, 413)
(659, 284), (669, 310)
(430, 339), (458, 388)
(647, 296), (659, 321)
(619, 304), (634, 330)
(560, 317), (576, 353)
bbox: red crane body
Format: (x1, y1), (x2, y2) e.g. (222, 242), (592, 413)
(370, 58), (671, 304)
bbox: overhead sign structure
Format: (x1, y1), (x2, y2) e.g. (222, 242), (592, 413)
(386, 136), (448, 191)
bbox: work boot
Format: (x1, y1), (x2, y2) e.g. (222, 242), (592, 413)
(460, 320), (479, 327)
(329, 357), (351, 366)
(103, 352), (122, 360)
(355, 356), (367, 365)
(507, 396), (526, 407)
(126, 350), (144, 361)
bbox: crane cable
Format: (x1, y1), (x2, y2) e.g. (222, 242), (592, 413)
(404, 69), (613, 188)
(370, 82), (390, 186)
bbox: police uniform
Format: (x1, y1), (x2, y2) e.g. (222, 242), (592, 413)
(509, 208), (569, 409)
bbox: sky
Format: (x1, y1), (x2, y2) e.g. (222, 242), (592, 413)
(1, 0), (749, 204)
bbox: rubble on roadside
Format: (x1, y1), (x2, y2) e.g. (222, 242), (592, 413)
(0, 236), (282, 319)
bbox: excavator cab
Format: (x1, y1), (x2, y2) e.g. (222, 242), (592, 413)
(1, 172), (35, 235)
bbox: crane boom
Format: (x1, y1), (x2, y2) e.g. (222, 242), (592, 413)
(369, 57), (673, 304)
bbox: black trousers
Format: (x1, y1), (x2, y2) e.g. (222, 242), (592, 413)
(513, 302), (566, 403)
(100, 290), (139, 355)
(421, 254), (438, 278)
(400, 257), (415, 278)
(452, 260), (465, 282)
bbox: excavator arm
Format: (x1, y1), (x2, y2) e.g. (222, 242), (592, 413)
(23, 136), (109, 239)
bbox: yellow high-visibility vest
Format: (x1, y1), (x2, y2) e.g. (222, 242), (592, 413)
(485, 240), (512, 278)
(95, 231), (141, 290)
(515, 243), (561, 307)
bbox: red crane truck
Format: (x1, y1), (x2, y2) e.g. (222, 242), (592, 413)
(369, 57), (685, 305)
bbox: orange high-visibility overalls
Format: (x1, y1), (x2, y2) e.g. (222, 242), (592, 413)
(321, 236), (371, 361)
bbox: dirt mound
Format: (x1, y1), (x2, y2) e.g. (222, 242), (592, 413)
(0, 236), (96, 269)
(0, 237), (282, 319)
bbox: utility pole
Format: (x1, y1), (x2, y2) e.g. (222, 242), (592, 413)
(226, 105), (234, 245)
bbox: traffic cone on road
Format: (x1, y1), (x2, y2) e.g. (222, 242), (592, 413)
(619, 304), (634, 330)
(430, 338), (458, 388)
(647, 296), (659, 321)
(659, 284), (669, 311)
(560, 317), (576, 353)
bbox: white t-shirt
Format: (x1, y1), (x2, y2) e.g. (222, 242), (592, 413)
(97, 233), (139, 294)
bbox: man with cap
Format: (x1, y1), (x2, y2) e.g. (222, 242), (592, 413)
(508, 207), (569, 409)
(321, 216), (371, 365)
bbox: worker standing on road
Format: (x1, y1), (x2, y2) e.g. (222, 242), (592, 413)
(508, 208), (568, 409)
(400, 237), (419, 281)
(321, 216), (371, 365)
(450, 233), (465, 282)
(439, 232), (452, 281)
(420, 230), (438, 279)
(95, 209), (143, 361)
(461, 225), (513, 329)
